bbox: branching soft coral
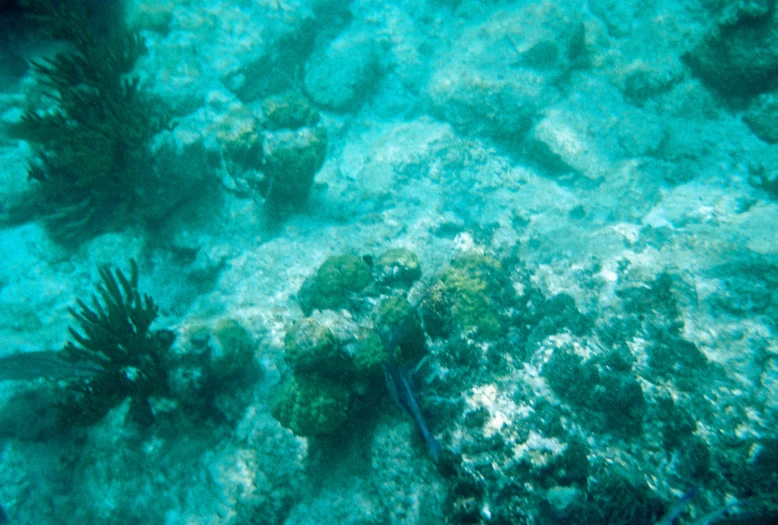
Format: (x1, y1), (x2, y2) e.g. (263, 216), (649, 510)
(58, 260), (174, 427)
(10, 0), (170, 243)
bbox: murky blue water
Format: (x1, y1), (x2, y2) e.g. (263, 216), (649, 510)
(0, 0), (776, 523)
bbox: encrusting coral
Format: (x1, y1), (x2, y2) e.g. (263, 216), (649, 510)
(422, 253), (505, 340)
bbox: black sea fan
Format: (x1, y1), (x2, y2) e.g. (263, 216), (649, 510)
(10, 0), (170, 244)
(58, 260), (173, 427)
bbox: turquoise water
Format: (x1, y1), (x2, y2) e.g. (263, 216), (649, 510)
(0, 0), (776, 523)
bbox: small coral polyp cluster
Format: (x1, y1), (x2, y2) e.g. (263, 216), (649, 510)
(271, 248), (507, 438)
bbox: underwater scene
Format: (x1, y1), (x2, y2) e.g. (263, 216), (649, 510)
(0, 0), (777, 523)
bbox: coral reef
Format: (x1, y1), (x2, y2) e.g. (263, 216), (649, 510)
(260, 92), (327, 224)
(352, 332), (389, 378)
(284, 317), (344, 375)
(273, 310), (364, 436)
(272, 375), (350, 437)
(4, 0), (778, 521)
(375, 295), (426, 364)
(262, 125), (327, 221)
(218, 92), (328, 226)
(51, 262), (263, 431)
(374, 247), (422, 287)
(415, 248), (778, 524)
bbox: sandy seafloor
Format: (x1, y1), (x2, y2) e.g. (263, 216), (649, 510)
(1, 0), (778, 523)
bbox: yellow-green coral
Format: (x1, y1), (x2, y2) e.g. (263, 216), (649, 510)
(374, 248), (422, 286)
(353, 332), (389, 376)
(431, 253), (504, 340)
(272, 251), (441, 439)
(298, 254), (372, 314)
(284, 317), (342, 375)
(271, 376), (349, 436)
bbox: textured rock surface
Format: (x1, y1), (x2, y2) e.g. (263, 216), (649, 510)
(687, 4), (778, 95)
(427, 1), (583, 139)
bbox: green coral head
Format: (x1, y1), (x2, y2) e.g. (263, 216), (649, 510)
(431, 253), (504, 340)
(271, 376), (349, 436)
(298, 254), (373, 314)
(284, 317), (344, 375)
(353, 331), (389, 376)
(374, 247), (422, 287)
